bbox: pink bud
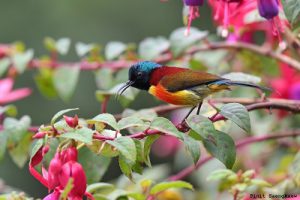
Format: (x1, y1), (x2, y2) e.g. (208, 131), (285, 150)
(32, 132), (47, 139)
(59, 161), (87, 199)
(60, 147), (78, 163)
(48, 153), (62, 190)
(63, 115), (79, 128)
(42, 145), (50, 155)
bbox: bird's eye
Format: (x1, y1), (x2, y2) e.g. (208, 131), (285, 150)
(137, 72), (143, 77)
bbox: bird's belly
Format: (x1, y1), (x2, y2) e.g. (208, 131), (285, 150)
(149, 85), (201, 106)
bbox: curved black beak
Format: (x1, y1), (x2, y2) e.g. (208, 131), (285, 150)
(116, 80), (135, 100)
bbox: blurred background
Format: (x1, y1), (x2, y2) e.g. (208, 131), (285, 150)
(0, 0), (215, 197)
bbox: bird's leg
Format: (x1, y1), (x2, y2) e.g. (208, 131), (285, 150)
(181, 106), (196, 124)
(196, 102), (203, 115)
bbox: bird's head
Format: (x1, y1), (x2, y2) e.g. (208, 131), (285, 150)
(117, 61), (161, 96)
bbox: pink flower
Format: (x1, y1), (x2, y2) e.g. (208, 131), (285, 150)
(0, 78), (31, 105)
(271, 62), (300, 117)
(183, 0), (204, 36)
(29, 146), (94, 200)
(208, 0), (288, 43)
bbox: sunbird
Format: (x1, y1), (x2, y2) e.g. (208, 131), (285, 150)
(118, 61), (270, 120)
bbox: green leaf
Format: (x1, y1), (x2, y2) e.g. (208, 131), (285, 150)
(250, 179), (272, 187)
(88, 113), (119, 131)
(0, 58), (11, 76)
(127, 193), (146, 200)
(51, 108), (79, 125)
(75, 42), (94, 57)
(150, 181), (193, 195)
(34, 68), (58, 99)
(138, 37), (170, 60)
(183, 135), (201, 164)
(143, 135), (160, 167)
(79, 147), (111, 183)
(222, 72), (261, 84)
(169, 27), (208, 56)
(44, 37), (57, 52)
(4, 116), (31, 142)
(203, 130), (236, 169)
(186, 115), (215, 138)
(9, 133), (32, 168)
(53, 66), (80, 101)
(0, 131), (8, 161)
(150, 117), (184, 139)
(119, 155), (132, 179)
(207, 169), (235, 181)
(12, 49), (34, 73)
(107, 137), (136, 165)
(56, 38), (71, 55)
(105, 41), (127, 60)
(220, 103), (251, 133)
(29, 139), (44, 163)
(60, 127), (94, 144)
(86, 182), (115, 194)
(118, 116), (148, 130)
(95, 68), (114, 90)
(282, 0), (300, 25)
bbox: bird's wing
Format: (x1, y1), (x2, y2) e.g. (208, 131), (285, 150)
(159, 70), (225, 92)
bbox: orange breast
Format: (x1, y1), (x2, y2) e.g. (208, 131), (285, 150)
(148, 84), (200, 106)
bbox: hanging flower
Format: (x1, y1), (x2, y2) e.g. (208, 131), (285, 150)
(29, 145), (94, 200)
(183, 0), (204, 36)
(257, 0), (283, 42)
(0, 78), (31, 105)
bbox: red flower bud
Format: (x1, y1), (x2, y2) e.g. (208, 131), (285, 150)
(48, 153), (62, 190)
(63, 115), (79, 128)
(60, 147), (78, 163)
(32, 131), (47, 139)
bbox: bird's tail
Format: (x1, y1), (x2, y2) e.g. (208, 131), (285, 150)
(211, 79), (272, 92)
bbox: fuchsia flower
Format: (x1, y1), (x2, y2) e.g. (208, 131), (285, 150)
(184, 0), (204, 36)
(29, 146), (94, 200)
(208, 0), (287, 43)
(271, 62), (300, 101)
(257, 0), (284, 42)
(271, 62), (300, 117)
(0, 78), (31, 105)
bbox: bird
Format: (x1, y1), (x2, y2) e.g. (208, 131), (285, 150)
(118, 61), (270, 121)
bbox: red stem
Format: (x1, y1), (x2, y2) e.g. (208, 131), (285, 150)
(167, 130), (300, 181)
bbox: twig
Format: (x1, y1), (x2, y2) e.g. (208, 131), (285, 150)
(16, 40), (300, 72)
(187, 42), (300, 71)
(167, 130), (300, 181)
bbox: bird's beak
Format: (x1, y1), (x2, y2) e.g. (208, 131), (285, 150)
(116, 80), (135, 100)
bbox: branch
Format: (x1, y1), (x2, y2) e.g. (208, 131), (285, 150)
(115, 97), (300, 120)
(187, 42), (300, 71)
(168, 130), (300, 181)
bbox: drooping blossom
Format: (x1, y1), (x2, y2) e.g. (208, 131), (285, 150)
(29, 145), (94, 200)
(0, 78), (31, 105)
(183, 0), (204, 36)
(208, 0), (287, 43)
(271, 62), (300, 117)
(257, 0), (283, 42)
